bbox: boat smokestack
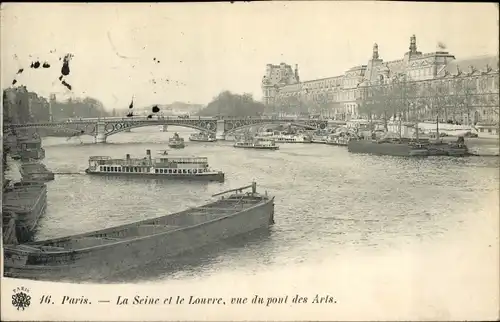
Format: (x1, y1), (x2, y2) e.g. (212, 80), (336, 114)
(252, 181), (256, 194)
(126, 154), (130, 160)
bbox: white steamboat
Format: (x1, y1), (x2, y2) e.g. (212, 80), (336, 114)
(85, 149), (224, 182)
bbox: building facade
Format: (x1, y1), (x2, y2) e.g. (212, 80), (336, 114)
(262, 35), (499, 124)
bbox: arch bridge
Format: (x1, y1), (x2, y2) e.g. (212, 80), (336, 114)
(8, 116), (341, 143)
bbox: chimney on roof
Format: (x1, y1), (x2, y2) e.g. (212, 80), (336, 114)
(409, 34), (417, 55)
(372, 43), (379, 60)
(294, 64), (300, 82)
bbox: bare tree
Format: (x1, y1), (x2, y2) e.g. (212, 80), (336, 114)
(476, 73), (499, 122)
(447, 77), (476, 125)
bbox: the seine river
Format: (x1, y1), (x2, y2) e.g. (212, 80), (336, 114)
(28, 126), (499, 318)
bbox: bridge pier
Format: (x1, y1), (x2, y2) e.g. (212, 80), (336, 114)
(216, 120), (225, 140)
(161, 125), (168, 132)
(94, 121), (107, 143)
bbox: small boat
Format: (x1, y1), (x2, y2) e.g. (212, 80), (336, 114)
(157, 150), (169, 156)
(189, 132), (217, 142)
(168, 133), (185, 149)
(311, 136), (328, 144)
(85, 149), (225, 182)
(3, 182), (275, 280)
(310, 129), (331, 144)
(326, 128), (359, 147)
(234, 136), (279, 150)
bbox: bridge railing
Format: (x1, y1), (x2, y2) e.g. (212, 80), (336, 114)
(10, 115), (344, 127)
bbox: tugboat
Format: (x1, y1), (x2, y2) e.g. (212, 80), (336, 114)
(85, 149), (225, 182)
(168, 133), (185, 149)
(420, 118), (469, 156)
(326, 127), (359, 147)
(189, 132), (217, 142)
(234, 135), (279, 150)
(311, 129), (330, 144)
(422, 136), (469, 156)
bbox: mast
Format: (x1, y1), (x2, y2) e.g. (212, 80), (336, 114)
(415, 108), (419, 142)
(398, 112), (402, 139)
(436, 114), (439, 140)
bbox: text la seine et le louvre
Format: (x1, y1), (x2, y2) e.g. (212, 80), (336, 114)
(40, 294), (337, 306)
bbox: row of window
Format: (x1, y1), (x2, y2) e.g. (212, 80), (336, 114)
(155, 168), (207, 174)
(99, 166), (208, 174)
(100, 166), (149, 173)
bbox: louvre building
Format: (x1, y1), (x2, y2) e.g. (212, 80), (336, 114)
(261, 35), (499, 125)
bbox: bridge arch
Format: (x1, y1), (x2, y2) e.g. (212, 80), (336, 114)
(224, 121), (326, 136)
(104, 122), (216, 138)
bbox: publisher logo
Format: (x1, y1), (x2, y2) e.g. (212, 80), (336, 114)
(12, 287), (31, 310)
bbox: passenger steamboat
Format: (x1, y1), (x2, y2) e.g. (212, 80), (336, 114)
(255, 131), (312, 143)
(234, 136), (279, 150)
(85, 149), (225, 182)
(189, 132), (217, 142)
(3, 182), (275, 280)
(168, 133), (185, 149)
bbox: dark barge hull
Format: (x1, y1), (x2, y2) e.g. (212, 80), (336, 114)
(85, 169), (225, 182)
(167, 144), (185, 149)
(234, 145), (279, 150)
(189, 138), (217, 142)
(348, 140), (429, 157)
(4, 192), (274, 280)
(326, 142), (348, 147)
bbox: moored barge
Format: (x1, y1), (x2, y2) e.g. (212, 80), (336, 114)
(3, 182), (275, 280)
(85, 149), (225, 182)
(20, 161), (55, 182)
(348, 138), (429, 157)
(348, 135), (470, 157)
(2, 181), (48, 243)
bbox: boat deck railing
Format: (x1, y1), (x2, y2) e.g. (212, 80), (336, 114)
(153, 157), (208, 164)
(89, 156), (112, 162)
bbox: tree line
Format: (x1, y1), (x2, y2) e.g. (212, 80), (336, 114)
(269, 72), (499, 124)
(2, 87), (110, 124)
(197, 91), (266, 117)
(356, 73), (499, 128)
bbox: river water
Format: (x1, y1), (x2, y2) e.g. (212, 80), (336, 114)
(31, 126), (499, 318)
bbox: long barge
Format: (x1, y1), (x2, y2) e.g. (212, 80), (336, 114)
(348, 136), (469, 157)
(3, 182), (275, 280)
(85, 149), (225, 182)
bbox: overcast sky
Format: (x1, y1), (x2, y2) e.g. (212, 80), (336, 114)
(1, 2), (498, 111)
